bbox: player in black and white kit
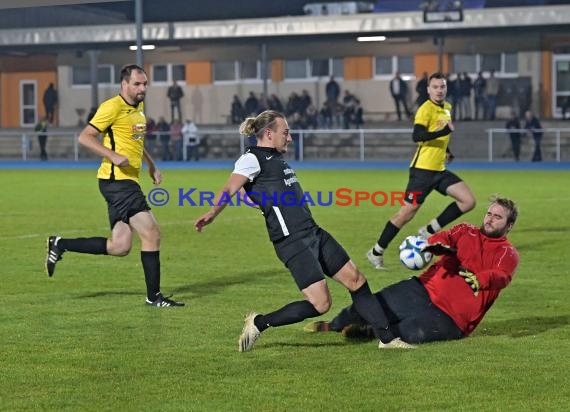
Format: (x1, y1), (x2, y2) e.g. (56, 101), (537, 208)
(195, 110), (414, 351)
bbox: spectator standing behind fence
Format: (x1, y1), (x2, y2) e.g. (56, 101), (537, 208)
(145, 117), (157, 156)
(167, 81), (184, 122)
(390, 72), (411, 121)
(473, 72), (487, 120)
(289, 112), (304, 161)
(326, 75), (340, 107)
(485, 70), (499, 120)
(268, 94), (284, 113)
(244, 92), (259, 117)
(231, 95), (244, 124)
(353, 99), (364, 128)
(35, 117), (49, 161)
(182, 119), (200, 161)
(415, 72), (429, 110)
(561, 96), (570, 120)
(505, 111), (522, 161)
(156, 116), (171, 161)
(43, 83), (58, 124)
(342, 90), (356, 129)
(459, 72), (472, 120)
(170, 119), (183, 161)
(319, 102), (333, 129)
(447, 73), (460, 120)
(524, 110), (543, 162)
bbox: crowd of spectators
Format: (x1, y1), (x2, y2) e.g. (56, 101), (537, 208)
(230, 76), (365, 131)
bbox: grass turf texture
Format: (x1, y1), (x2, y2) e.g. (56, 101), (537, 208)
(1, 169), (569, 411)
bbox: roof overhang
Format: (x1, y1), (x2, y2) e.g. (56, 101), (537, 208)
(0, 5), (569, 48)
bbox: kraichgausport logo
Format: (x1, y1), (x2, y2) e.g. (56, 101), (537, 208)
(147, 188), (421, 207)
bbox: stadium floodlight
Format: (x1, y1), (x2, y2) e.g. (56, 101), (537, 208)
(129, 44), (155, 50)
(357, 35), (387, 42)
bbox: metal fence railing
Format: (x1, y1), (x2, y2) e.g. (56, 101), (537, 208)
(485, 128), (570, 162)
(2, 127), (569, 162)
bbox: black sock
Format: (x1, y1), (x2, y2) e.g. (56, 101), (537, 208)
(377, 221), (400, 250)
(254, 300), (321, 332)
(350, 281), (395, 343)
(141, 251), (160, 300)
(436, 202), (464, 228)
(57, 237), (107, 254)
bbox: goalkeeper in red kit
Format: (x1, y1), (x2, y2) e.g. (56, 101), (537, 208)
(304, 196), (519, 345)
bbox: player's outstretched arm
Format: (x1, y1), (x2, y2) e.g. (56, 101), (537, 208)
(195, 173), (249, 232)
(421, 243), (457, 255)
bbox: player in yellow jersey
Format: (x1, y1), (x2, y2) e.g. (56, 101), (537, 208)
(45, 64), (183, 307)
(367, 72), (476, 270)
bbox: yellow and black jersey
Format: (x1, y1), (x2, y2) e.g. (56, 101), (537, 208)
(410, 99), (452, 172)
(90, 95), (146, 182)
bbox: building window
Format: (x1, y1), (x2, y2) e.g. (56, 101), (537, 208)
(374, 57), (393, 76)
(172, 64), (186, 81)
(213, 60), (262, 82)
(151, 64), (185, 84)
(311, 59), (329, 77)
(332, 58), (344, 77)
(504, 53), (518, 74)
(374, 56), (414, 77)
(451, 53), (518, 75)
(152, 65), (168, 83)
(481, 54), (501, 72)
(240, 61), (260, 80)
(284, 59), (308, 79)
(453, 54), (478, 73)
(397, 56), (414, 75)
(213, 61), (236, 82)
(283, 58), (343, 80)
(72, 67), (91, 85)
(72, 65), (117, 86)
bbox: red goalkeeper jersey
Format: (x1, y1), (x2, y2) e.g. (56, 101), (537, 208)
(419, 223), (519, 336)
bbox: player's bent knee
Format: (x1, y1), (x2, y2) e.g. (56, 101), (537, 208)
(108, 242), (132, 256)
(348, 270), (367, 292)
(312, 300), (331, 314)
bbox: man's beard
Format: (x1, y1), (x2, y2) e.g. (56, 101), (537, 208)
(480, 224), (506, 238)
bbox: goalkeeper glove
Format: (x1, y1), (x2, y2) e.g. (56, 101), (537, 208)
(458, 267), (480, 296)
(421, 242), (457, 255)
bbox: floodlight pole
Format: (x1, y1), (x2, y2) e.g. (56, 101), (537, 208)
(135, 0), (144, 67)
(436, 35), (444, 73)
(88, 50), (100, 109)
(261, 43), (268, 99)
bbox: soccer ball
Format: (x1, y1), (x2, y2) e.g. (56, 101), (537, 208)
(398, 235), (433, 270)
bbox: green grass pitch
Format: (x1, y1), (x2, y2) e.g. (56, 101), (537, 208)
(1, 168), (569, 411)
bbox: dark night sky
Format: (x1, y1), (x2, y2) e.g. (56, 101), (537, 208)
(95, 0), (570, 22)
(1, 0), (570, 29)
(89, 0), (570, 22)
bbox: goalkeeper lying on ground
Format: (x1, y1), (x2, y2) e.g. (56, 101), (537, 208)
(304, 195), (519, 345)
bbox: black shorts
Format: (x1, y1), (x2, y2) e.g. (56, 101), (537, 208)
(404, 168), (462, 205)
(273, 226), (350, 290)
(98, 179), (151, 229)
(377, 277), (463, 343)
(330, 277), (463, 344)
